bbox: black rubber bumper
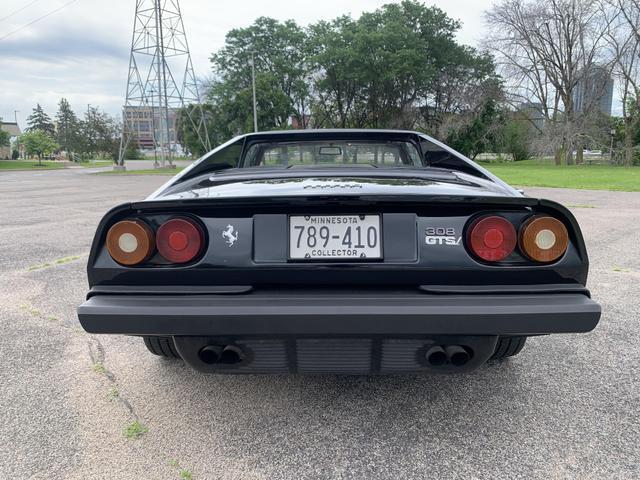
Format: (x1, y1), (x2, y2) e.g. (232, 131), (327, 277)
(77, 290), (601, 336)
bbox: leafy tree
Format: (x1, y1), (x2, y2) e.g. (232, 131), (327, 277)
(0, 129), (10, 148)
(124, 142), (144, 160)
(308, 1), (499, 133)
(208, 17), (309, 134)
(26, 104), (55, 136)
(177, 104), (216, 157)
(500, 114), (532, 161)
(19, 130), (58, 165)
(185, 0), (503, 152)
(445, 100), (504, 159)
(79, 106), (120, 160)
(55, 98), (81, 156)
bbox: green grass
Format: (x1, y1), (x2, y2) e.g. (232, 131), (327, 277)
(0, 160), (65, 170)
(481, 162), (640, 191)
(92, 362), (107, 375)
(76, 160), (113, 167)
(168, 460), (193, 480)
(96, 167), (185, 175)
(107, 387), (119, 401)
(123, 421), (148, 439)
(95, 156), (640, 190)
(0, 160), (113, 170)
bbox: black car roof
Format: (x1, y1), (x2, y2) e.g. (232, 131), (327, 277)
(235, 129), (425, 142)
(149, 129), (519, 199)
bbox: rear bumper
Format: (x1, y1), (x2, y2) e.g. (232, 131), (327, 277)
(77, 290), (601, 336)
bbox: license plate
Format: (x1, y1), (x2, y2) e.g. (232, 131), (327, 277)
(289, 215), (382, 260)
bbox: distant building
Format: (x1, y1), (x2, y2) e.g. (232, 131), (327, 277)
(0, 120), (21, 159)
(123, 106), (178, 150)
(572, 66), (614, 116)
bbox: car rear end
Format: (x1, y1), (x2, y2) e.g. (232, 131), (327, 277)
(78, 190), (601, 374)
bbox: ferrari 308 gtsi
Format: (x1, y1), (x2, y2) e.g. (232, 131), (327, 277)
(78, 129), (601, 374)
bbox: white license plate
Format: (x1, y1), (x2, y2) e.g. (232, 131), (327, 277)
(289, 215), (382, 260)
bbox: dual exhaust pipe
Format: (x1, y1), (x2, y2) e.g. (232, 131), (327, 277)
(198, 344), (245, 365)
(425, 345), (471, 367)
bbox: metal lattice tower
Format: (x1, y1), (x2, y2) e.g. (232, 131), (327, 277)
(117, 0), (210, 167)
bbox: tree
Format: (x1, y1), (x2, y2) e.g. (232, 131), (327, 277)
(307, 1), (500, 135)
(176, 103), (219, 156)
(79, 106), (120, 160)
(26, 103), (55, 136)
(208, 17), (310, 134)
(189, 1), (502, 154)
(19, 130), (58, 165)
(484, 0), (617, 164)
(445, 100), (505, 159)
(55, 98), (81, 157)
(0, 129), (9, 149)
(605, 0), (640, 165)
(498, 112), (534, 161)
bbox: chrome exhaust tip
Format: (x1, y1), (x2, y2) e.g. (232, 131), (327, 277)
(425, 345), (447, 366)
(445, 345), (471, 366)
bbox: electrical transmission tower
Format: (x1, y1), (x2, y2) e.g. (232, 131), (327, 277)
(117, 0), (210, 168)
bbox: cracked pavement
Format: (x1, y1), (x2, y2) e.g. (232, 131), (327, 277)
(0, 168), (638, 479)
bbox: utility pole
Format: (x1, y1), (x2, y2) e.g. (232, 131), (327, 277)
(117, 0), (210, 171)
(14, 110), (19, 125)
(251, 51), (258, 132)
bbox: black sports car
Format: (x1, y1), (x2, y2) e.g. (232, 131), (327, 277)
(78, 129), (601, 374)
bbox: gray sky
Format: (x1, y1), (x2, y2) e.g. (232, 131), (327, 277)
(0, 0), (493, 126)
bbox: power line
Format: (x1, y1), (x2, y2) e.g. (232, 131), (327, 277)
(0, 0), (79, 42)
(0, 0), (43, 23)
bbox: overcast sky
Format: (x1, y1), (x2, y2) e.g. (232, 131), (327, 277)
(0, 0), (506, 126)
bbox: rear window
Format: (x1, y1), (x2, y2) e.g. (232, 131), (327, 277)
(243, 141), (423, 168)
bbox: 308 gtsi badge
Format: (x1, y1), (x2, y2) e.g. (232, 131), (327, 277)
(77, 129), (601, 374)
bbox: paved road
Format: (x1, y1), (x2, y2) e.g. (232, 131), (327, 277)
(0, 168), (638, 479)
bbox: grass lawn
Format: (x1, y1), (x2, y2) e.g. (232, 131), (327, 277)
(481, 161), (640, 192)
(0, 160), (65, 170)
(79, 160), (113, 168)
(93, 158), (640, 191)
(0, 160), (113, 170)
(95, 167), (185, 175)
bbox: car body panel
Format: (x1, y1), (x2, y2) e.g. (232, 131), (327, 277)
(78, 129), (601, 374)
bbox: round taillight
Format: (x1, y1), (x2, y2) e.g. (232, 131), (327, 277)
(106, 220), (155, 266)
(467, 215), (517, 262)
(156, 217), (204, 264)
(519, 215), (568, 263)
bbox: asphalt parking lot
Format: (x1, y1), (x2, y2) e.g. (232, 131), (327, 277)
(0, 168), (638, 479)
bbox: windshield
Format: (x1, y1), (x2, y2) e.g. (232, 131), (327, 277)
(243, 141), (423, 168)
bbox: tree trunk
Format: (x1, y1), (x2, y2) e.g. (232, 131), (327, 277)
(624, 116), (634, 167)
(575, 143), (584, 165)
(554, 147), (563, 165)
(565, 141), (574, 165)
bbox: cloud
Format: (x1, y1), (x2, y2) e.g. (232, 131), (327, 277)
(0, 28), (125, 62)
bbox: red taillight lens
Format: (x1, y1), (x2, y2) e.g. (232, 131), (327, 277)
(106, 220), (155, 266)
(519, 215), (568, 263)
(467, 215), (517, 262)
(156, 217), (204, 264)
